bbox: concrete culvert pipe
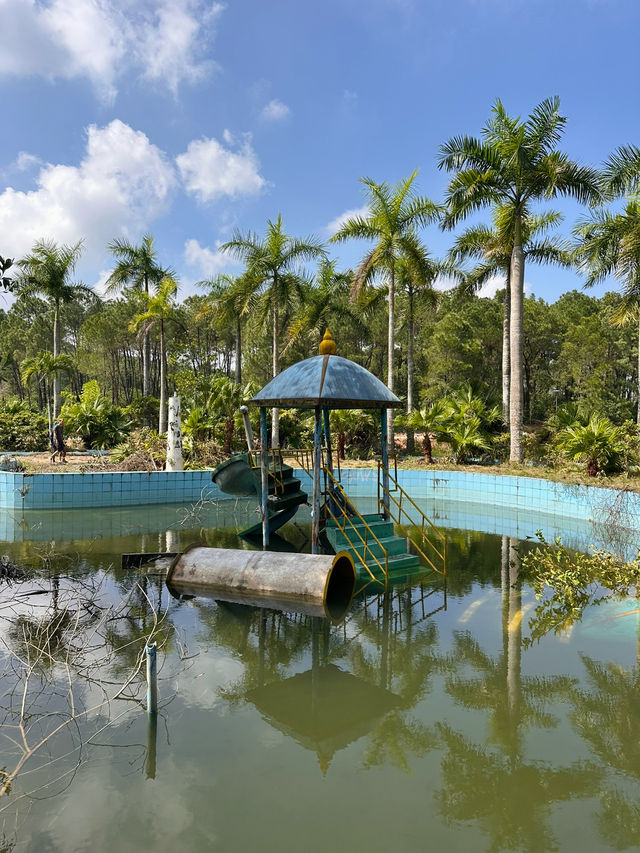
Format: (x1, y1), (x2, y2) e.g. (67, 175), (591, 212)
(166, 546), (356, 622)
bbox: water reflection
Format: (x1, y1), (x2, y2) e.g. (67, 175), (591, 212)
(5, 526), (640, 851)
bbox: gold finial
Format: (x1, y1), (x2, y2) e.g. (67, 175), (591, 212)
(319, 328), (336, 355)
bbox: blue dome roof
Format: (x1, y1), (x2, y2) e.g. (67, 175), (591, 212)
(250, 354), (400, 409)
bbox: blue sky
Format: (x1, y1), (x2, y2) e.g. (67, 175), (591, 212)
(1, 0), (638, 304)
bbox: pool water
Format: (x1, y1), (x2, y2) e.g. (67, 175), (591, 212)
(1, 499), (640, 852)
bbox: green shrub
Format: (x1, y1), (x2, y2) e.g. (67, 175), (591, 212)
(62, 381), (132, 449)
(554, 414), (629, 476)
(0, 401), (49, 451)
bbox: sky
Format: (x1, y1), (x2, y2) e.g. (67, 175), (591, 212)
(1, 0), (639, 306)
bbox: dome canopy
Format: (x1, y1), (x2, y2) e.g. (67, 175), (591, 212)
(250, 354), (400, 410)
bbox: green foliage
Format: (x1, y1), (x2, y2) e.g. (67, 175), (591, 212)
(0, 400), (49, 450)
(554, 414), (629, 476)
(520, 532), (640, 646)
(62, 381), (132, 449)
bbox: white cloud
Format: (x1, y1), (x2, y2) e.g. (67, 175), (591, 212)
(176, 133), (265, 203)
(476, 275), (533, 298)
(184, 238), (230, 278)
(477, 274), (506, 298)
(0, 0), (222, 103)
(0, 120), (176, 284)
(139, 0), (224, 95)
(15, 151), (42, 171)
(325, 205), (370, 236)
(261, 98), (291, 121)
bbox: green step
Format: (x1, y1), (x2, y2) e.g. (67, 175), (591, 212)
(327, 533), (408, 559)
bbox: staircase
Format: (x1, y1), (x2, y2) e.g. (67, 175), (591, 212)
(324, 513), (421, 579)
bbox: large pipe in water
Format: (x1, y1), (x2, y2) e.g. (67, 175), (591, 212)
(166, 546), (356, 622)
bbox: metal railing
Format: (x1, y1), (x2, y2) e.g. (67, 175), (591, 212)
(377, 461), (447, 577)
(321, 467), (388, 588)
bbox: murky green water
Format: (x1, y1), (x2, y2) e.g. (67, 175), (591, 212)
(1, 499), (640, 852)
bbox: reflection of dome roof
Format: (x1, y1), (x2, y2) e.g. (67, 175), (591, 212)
(250, 354), (400, 410)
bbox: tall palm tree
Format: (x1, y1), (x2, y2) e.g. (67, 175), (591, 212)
(16, 239), (92, 417)
(197, 273), (256, 385)
(396, 253), (458, 453)
(106, 234), (169, 398)
(132, 275), (179, 434)
(282, 258), (367, 356)
(221, 214), (326, 447)
(330, 171), (441, 442)
(450, 208), (571, 422)
(439, 97), (601, 462)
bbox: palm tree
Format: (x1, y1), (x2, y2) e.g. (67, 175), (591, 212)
(131, 275), (179, 434)
(15, 239), (92, 417)
(574, 147), (640, 422)
(21, 352), (75, 436)
(555, 414), (627, 476)
(439, 97), (601, 462)
(396, 253), (458, 453)
(197, 273), (258, 385)
(330, 171), (441, 443)
(106, 234), (169, 398)
(282, 258), (367, 356)
(401, 399), (447, 463)
(450, 208), (571, 422)
(221, 214), (326, 447)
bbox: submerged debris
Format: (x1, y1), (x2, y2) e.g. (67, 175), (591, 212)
(0, 555), (30, 584)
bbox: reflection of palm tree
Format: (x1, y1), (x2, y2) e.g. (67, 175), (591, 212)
(435, 536), (601, 851)
(435, 723), (601, 853)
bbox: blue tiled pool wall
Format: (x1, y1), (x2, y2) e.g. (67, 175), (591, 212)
(1, 468), (640, 530)
(293, 468), (640, 531)
(0, 470), (220, 509)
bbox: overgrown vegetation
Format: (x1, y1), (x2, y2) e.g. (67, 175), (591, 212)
(519, 532), (640, 646)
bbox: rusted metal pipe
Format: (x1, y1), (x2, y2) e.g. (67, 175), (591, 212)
(166, 546), (356, 622)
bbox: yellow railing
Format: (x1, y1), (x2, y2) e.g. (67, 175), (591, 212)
(322, 467), (388, 588)
(377, 462), (447, 577)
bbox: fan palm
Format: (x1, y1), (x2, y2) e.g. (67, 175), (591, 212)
(451, 208), (571, 422)
(221, 215), (326, 447)
(106, 234), (170, 398)
(555, 414), (627, 476)
(15, 239), (93, 417)
(439, 97), (601, 462)
(329, 171), (441, 443)
(131, 275), (179, 434)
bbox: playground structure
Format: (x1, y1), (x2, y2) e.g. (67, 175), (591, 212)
(212, 330), (446, 592)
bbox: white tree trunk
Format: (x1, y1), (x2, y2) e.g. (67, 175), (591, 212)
(158, 322), (167, 435)
(166, 394), (183, 471)
(406, 286), (415, 455)
(502, 270), (511, 425)
(53, 299), (61, 417)
(271, 287), (279, 449)
(509, 233), (524, 464)
(386, 264), (395, 447)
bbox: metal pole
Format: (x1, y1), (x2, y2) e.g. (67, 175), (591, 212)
(146, 641), (158, 715)
(322, 407), (333, 477)
(260, 407), (269, 549)
(312, 407), (322, 554)
(240, 405), (255, 451)
(381, 409), (390, 520)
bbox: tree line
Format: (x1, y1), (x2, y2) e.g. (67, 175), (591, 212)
(1, 96), (640, 467)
